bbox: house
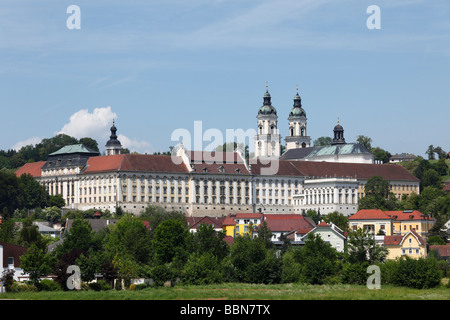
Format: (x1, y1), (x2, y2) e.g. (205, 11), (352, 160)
(428, 244), (450, 260)
(186, 216), (226, 233)
(348, 209), (435, 239)
(389, 153), (416, 163)
(222, 213), (263, 238)
(34, 222), (61, 238)
(348, 209), (393, 235)
(383, 229), (426, 260)
(296, 221), (347, 252)
(0, 242), (28, 281)
(261, 214), (315, 245)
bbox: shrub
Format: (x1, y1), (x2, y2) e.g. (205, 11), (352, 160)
(132, 283), (148, 290)
(148, 264), (177, 287)
(341, 262), (369, 285)
(89, 280), (112, 291)
(390, 257), (443, 289)
(37, 279), (61, 291)
(182, 252), (223, 285)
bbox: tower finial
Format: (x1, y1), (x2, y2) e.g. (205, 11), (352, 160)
(338, 117), (340, 124)
(266, 81), (268, 92)
(296, 84), (298, 94)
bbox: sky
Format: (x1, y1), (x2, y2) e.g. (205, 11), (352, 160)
(1, 0), (449, 157)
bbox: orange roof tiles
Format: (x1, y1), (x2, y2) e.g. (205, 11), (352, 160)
(15, 161), (46, 177)
(348, 209), (392, 220)
(83, 154), (189, 174)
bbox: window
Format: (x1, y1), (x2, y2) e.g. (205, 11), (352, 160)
(8, 257), (14, 267)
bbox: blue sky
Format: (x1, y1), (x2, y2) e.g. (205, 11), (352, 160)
(1, 0), (449, 157)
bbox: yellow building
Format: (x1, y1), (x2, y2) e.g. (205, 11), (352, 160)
(384, 230), (427, 260)
(348, 209), (393, 236)
(222, 213), (263, 238)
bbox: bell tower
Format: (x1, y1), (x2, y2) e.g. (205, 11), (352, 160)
(105, 120), (122, 155)
(254, 84), (281, 158)
(285, 87), (311, 150)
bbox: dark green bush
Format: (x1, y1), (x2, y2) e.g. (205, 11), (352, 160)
(37, 279), (61, 291)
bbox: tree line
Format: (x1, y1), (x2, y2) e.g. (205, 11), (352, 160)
(0, 204), (447, 293)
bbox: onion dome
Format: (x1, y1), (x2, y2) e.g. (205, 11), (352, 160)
(258, 86), (277, 116)
(289, 91), (306, 118)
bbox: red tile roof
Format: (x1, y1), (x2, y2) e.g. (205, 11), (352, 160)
(83, 154), (189, 174)
(15, 161), (46, 178)
(289, 161), (419, 181)
(384, 229), (425, 246)
(429, 244), (450, 258)
(186, 216), (226, 229)
(263, 214), (315, 232)
(348, 209), (392, 220)
(385, 210), (432, 221)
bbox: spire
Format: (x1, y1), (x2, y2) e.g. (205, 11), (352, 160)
(263, 81), (271, 106)
(106, 119), (122, 155)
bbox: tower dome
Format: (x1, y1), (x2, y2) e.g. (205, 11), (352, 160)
(105, 120), (122, 155)
(288, 92), (306, 118)
(258, 88), (277, 115)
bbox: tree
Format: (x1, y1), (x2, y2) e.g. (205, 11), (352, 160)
(152, 219), (190, 265)
(18, 216), (47, 250)
(229, 234), (281, 284)
(313, 136), (332, 146)
(53, 218), (95, 258)
(323, 211), (348, 231)
(104, 215), (152, 265)
(356, 135), (372, 151)
(191, 223), (229, 261)
(17, 173), (49, 209)
(359, 176), (402, 211)
(426, 145), (435, 160)
(255, 221), (274, 250)
(20, 244), (52, 287)
(346, 228), (388, 264)
(294, 233), (340, 285)
(421, 169), (442, 189)
(78, 137), (99, 152)
(140, 205), (186, 237)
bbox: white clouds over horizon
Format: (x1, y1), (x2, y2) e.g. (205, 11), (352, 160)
(13, 106), (154, 154)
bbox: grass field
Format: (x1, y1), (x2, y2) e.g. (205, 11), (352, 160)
(1, 282), (449, 300)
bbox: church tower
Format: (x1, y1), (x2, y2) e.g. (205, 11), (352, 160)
(105, 120), (122, 155)
(285, 87), (311, 150)
(254, 84), (281, 158)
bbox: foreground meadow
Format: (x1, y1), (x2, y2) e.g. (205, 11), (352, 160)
(1, 283), (449, 300)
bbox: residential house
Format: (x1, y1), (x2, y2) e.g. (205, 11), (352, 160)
(348, 209), (393, 236)
(428, 244), (450, 260)
(297, 221), (347, 252)
(0, 242), (28, 282)
(348, 209), (435, 239)
(383, 229), (427, 260)
(222, 213), (263, 238)
(186, 216), (226, 233)
(261, 214), (315, 245)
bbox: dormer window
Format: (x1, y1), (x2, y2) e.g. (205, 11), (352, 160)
(218, 166), (225, 173)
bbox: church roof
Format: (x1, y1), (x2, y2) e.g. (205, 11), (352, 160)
(49, 144), (99, 156)
(280, 143), (371, 161)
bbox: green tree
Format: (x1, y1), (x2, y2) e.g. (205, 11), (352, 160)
(191, 223), (229, 261)
(104, 215), (152, 265)
(426, 145), (436, 160)
(18, 216), (47, 250)
(421, 169), (442, 189)
(152, 219), (190, 266)
(20, 244), (52, 287)
(295, 233), (340, 285)
(53, 218), (96, 258)
(346, 228), (388, 264)
(140, 205), (186, 237)
(323, 211), (348, 231)
(17, 173), (49, 209)
(356, 135), (372, 150)
(78, 137), (99, 152)
(313, 136), (332, 146)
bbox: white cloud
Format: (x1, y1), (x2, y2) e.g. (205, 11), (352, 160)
(118, 134), (154, 154)
(57, 106), (118, 150)
(57, 106), (154, 154)
(12, 136), (43, 151)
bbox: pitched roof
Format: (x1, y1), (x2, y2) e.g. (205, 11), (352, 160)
(249, 159), (302, 176)
(384, 229), (425, 246)
(263, 214), (315, 232)
(289, 161), (419, 181)
(348, 209), (392, 220)
(188, 150), (250, 175)
(49, 144), (99, 156)
(385, 210), (433, 221)
(187, 216), (226, 229)
(15, 161), (46, 178)
(83, 154), (189, 174)
(429, 244), (450, 258)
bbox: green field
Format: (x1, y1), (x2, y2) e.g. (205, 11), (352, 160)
(1, 283), (449, 300)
